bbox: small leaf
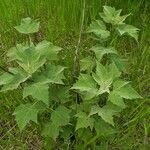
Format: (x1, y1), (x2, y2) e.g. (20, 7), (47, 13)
(87, 20), (110, 39)
(15, 17), (40, 34)
(42, 122), (60, 141)
(117, 24), (139, 41)
(100, 6), (130, 25)
(13, 103), (39, 131)
(80, 56), (95, 72)
(92, 62), (112, 94)
(91, 46), (117, 61)
(75, 112), (94, 130)
(51, 106), (70, 127)
(23, 83), (49, 105)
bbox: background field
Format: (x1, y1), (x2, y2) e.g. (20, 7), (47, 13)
(0, 0), (150, 149)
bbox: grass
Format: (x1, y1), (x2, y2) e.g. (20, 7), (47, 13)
(0, 0), (150, 149)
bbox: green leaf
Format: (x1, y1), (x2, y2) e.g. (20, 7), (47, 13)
(0, 73), (14, 85)
(13, 103), (39, 131)
(1, 68), (29, 91)
(75, 112), (94, 130)
(91, 46), (117, 61)
(33, 64), (65, 84)
(92, 62), (112, 94)
(95, 118), (116, 138)
(113, 79), (130, 90)
(117, 24), (139, 41)
(90, 105), (115, 126)
(15, 17), (40, 34)
(100, 6), (130, 25)
(114, 84), (142, 99)
(51, 106), (70, 127)
(108, 92), (126, 109)
(80, 56), (95, 72)
(7, 43), (30, 61)
(42, 122), (60, 141)
(23, 83), (49, 105)
(49, 86), (71, 104)
(71, 74), (97, 92)
(107, 63), (121, 79)
(71, 74), (98, 99)
(111, 55), (128, 71)
(16, 45), (46, 75)
(87, 20), (110, 39)
(36, 40), (62, 61)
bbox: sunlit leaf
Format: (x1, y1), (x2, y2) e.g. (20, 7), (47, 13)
(117, 24), (139, 41)
(100, 6), (130, 25)
(87, 20), (110, 39)
(15, 17), (40, 34)
(91, 46), (117, 60)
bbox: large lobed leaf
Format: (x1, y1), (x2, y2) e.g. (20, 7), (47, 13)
(51, 106), (70, 127)
(36, 40), (62, 61)
(100, 6), (130, 25)
(75, 112), (94, 130)
(116, 24), (139, 41)
(33, 64), (66, 84)
(90, 46), (117, 61)
(23, 82), (49, 105)
(15, 17), (40, 34)
(87, 20), (110, 39)
(0, 68), (30, 92)
(42, 122), (60, 141)
(13, 103), (40, 131)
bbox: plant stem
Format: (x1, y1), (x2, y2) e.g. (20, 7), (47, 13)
(73, 0), (86, 111)
(73, 0), (86, 79)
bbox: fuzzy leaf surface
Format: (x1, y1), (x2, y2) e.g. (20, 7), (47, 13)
(36, 40), (62, 61)
(80, 56), (95, 72)
(33, 64), (65, 84)
(91, 46), (117, 61)
(117, 24), (139, 41)
(14, 17), (40, 34)
(13, 103), (39, 131)
(75, 112), (94, 130)
(42, 122), (60, 141)
(87, 20), (110, 39)
(23, 83), (49, 105)
(100, 6), (130, 25)
(51, 106), (70, 127)
(1, 68), (29, 91)
(90, 105), (116, 126)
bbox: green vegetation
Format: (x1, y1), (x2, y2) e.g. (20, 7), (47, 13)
(0, 0), (149, 149)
